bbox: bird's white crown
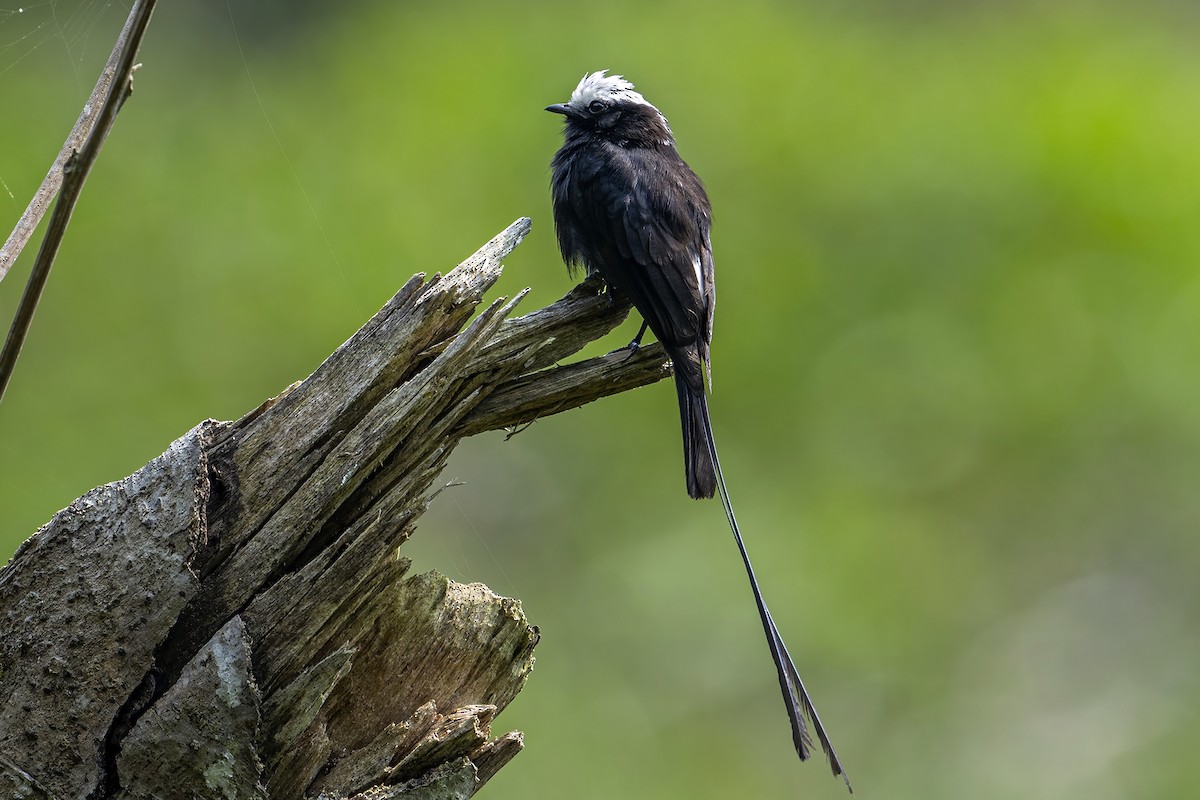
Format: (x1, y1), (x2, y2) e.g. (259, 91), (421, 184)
(569, 70), (654, 109)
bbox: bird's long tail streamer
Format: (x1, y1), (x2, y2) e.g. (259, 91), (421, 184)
(698, 397), (852, 791)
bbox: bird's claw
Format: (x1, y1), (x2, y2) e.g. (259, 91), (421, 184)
(604, 338), (643, 361)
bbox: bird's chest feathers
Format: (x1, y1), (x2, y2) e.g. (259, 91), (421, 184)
(560, 139), (645, 198)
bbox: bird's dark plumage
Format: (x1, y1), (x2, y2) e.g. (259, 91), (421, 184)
(547, 71), (849, 789)
(548, 71), (716, 498)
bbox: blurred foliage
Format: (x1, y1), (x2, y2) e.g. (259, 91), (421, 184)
(3, 1), (1200, 797)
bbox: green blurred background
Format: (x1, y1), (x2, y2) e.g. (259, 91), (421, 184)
(3, 1), (1199, 797)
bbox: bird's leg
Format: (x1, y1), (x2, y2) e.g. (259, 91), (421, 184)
(608, 319), (650, 361)
(627, 320), (650, 353)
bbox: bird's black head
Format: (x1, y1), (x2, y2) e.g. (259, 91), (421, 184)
(546, 70), (674, 148)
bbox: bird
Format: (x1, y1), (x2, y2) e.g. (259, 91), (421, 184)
(546, 71), (850, 789)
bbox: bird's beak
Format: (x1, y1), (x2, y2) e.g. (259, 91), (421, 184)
(545, 103), (573, 116)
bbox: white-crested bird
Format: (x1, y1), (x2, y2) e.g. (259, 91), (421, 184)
(547, 71), (849, 789)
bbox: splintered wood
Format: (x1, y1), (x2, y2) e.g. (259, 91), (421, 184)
(0, 218), (670, 800)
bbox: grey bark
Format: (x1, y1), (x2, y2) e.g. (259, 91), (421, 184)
(0, 218), (671, 799)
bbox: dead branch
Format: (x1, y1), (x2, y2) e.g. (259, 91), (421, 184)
(0, 217), (670, 799)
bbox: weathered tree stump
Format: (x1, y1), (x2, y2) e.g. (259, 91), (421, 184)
(0, 218), (671, 799)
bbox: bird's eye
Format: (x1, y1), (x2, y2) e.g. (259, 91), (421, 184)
(588, 100), (606, 114)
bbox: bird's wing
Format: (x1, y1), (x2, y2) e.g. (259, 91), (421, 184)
(584, 145), (715, 368)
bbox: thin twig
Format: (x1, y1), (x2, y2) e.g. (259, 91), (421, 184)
(0, 6), (145, 282)
(0, 0), (157, 405)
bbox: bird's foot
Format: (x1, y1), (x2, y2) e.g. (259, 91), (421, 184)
(606, 338), (640, 362)
(607, 320), (650, 361)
